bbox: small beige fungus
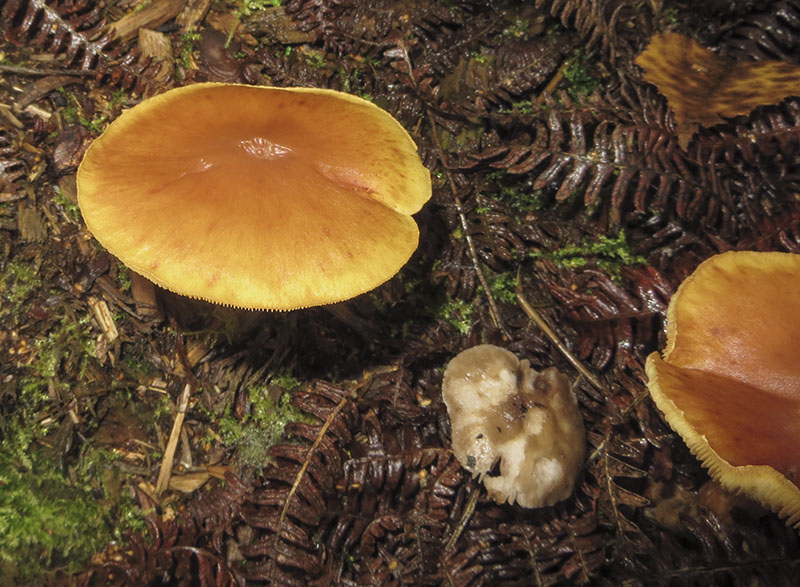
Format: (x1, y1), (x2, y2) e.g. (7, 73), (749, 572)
(442, 344), (586, 508)
(77, 83), (431, 310)
(645, 250), (800, 526)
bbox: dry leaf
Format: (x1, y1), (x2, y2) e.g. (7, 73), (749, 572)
(168, 471), (211, 493)
(635, 32), (800, 149)
(138, 29), (174, 84)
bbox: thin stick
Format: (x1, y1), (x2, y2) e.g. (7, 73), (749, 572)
(389, 40), (509, 339)
(515, 277), (602, 390)
(444, 485), (480, 551)
(155, 383), (192, 494)
(0, 64), (94, 77)
(425, 105), (509, 339)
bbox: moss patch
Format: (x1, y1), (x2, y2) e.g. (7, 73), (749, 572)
(219, 385), (311, 472)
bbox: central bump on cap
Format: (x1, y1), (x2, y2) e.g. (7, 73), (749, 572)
(239, 137), (292, 159)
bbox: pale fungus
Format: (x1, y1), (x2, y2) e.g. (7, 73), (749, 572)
(442, 344), (586, 508)
(77, 83), (431, 310)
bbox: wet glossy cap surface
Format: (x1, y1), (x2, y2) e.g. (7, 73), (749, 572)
(77, 83), (432, 309)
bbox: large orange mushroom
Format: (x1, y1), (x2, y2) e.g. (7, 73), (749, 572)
(77, 83), (431, 310)
(645, 251), (800, 525)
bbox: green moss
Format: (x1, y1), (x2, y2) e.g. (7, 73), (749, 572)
(51, 186), (81, 224)
(120, 340), (156, 383)
(4, 313), (98, 467)
(503, 16), (530, 38)
(1, 381), (143, 583)
(0, 442), (144, 583)
(58, 90), (107, 132)
(663, 7), (679, 24)
(219, 386), (311, 471)
(486, 271), (517, 304)
(108, 89), (129, 110)
(117, 263), (132, 291)
(304, 50), (327, 70)
(562, 50), (599, 102)
(178, 30), (202, 70)
(468, 49), (488, 64)
(487, 170), (548, 212)
(132, 0), (154, 14)
(0, 453), (109, 581)
(235, 0), (280, 17)
(531, 230), (647, 280)
(271, 372), (302, 391)
(0, 259), (42, 323)
(497, 99), (534, 115)
(437, 296), (474, 335)
(61, 103), (79, 125)
(30, 315), (96, 380)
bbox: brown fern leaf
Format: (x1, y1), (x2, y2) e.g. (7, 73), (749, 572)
(534, 0), (657, 64)
(498, 512), (605, 585)
(533, 263), (671, 371)
(715, 0), (800, 63)
(583, 380), (656, 553)
(435, 35), (574, 115)
(637, 496), (800, 585)
(76, 480), (247, 586)
(463, 106), (710, 228)
(284, 0), (487, 57)
(236, 381), (357, 584)
(1, 0), (152, 90)
(463, 89), (800, 244)
(693, 99), (800, 218)
(352, 450), (467, 584)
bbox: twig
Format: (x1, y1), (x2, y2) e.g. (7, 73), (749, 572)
(277, 390), (351, 538)
(155, 382), (192, 494)
(424, 104), (510, 339)
(390, 42), (509, 338)
(537, 59), (567, 102)
(444, 484), (480, 551)
(515, 272), (602, 390)
(0, 64), (94, 77)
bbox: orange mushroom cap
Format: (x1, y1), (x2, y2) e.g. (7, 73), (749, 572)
(77, 83), (431, 310)
(645, 251), (800, 525)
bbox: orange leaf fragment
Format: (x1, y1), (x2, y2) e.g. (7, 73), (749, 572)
(635, 32), (800, 149)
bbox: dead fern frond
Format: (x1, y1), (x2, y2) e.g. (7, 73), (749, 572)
(237, 381), (357, 583)
(535, 0), (658, 64)
(717, 0), (800, 62)
(1, 0), (153, 90)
